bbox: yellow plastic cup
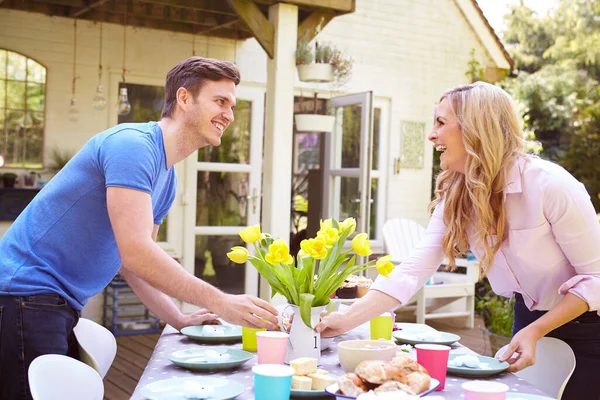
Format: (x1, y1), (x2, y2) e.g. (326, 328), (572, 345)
(369, 312), (393, 340)
(242, 326), (266, 352)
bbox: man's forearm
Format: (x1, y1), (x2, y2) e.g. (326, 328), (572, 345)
(120, 268), (187, 330)
(119, 238), (224, 312)
(527, 292), (589, 338)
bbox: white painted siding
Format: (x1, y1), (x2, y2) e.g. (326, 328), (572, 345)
(0, 0), (501, 321)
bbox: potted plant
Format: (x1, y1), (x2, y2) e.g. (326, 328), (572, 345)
(295, 40), (353, 133)
(226, 217), (394, 362)
(2, 172), (17, 188)
(476, 280), (514, 355)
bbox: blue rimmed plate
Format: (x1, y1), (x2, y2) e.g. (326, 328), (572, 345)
(140, 376), (244, 400)
(324, 378), (440, 399)
(168, 347), (252, 371)
(180, 325), (242, 343)
(447, 354), (509, 377)
(393, 330), (460, 346)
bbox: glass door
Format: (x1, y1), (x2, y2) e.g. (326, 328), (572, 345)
(325, 92), (374, 242)
(181, 86), (264, 311)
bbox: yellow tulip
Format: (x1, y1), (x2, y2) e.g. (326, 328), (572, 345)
(319, 218), (333, 232)
(338, 217), (356, 235)
(239, 224), (261, 243)
(317, 228), (339, 247)
(351, 233), (373, 257)
(227, 246), (249, 264)
(376, 255), (394, 277)
(265, 239), (294, 265)
(300, 237), (328, 260)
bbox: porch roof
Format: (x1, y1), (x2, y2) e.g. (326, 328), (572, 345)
(0, 0), (356, 58)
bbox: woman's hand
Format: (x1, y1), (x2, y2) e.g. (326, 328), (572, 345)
(498, 325), (543, 372)
(175, 308), (221, 331)
(315, 311), (352, 337)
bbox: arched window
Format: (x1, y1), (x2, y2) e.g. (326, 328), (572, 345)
(0, 50), (46, 168)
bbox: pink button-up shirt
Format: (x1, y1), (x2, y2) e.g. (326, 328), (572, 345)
(372, 156), (600, 315)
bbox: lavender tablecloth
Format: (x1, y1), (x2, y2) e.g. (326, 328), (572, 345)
(131, 324), (549, 400)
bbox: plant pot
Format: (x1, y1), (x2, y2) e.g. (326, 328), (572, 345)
(295, 114), (335, 133)
(482, 327), (511, 356)
(2, 175), (17, 188)
(297, 63), (334, 83)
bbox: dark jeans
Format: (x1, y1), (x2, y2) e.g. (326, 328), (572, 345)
(513, 293), (600, 400)
(0, 294), (80, 400)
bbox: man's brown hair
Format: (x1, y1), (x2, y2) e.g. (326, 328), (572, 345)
(161, 56), (241, 118)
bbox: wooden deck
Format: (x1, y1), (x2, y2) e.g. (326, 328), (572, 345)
(104, 317), (489, 400)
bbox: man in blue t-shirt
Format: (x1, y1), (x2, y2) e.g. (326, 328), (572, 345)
(0, 57), (278, 399)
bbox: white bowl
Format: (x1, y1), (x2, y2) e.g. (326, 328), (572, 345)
(337, 339), (397, 372)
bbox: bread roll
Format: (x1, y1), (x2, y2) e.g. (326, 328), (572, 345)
(373, 380), (416, 395)
(406, 371), (431, 394)
(355, 360), (407, 385)
(337, 373), (368, 397)
(391, 354), (428, 374)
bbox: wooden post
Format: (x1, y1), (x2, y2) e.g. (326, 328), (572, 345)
(260, 3), (298, 302)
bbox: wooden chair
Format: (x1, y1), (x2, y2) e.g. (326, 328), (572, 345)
(382, 218), (478, 328)
(495, 337), (576, 399)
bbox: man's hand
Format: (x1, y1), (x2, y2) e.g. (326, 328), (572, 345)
(315, 311), (351, 337)
(498, 325), (542, 372)
(213, 294), (278, 329)
(174, 309), (221, 331)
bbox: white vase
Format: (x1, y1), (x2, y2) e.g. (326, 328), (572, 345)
(282, 304), (327, 364)
(294, 114), (335, 133)
(297, 63), (334, 83)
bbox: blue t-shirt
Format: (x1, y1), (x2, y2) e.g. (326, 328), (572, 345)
(0, 122), (176, 310)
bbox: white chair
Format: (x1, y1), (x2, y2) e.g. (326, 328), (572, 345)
(495, 337), (576, 399)
(28, 354), (104, 400)
(73, 317), (117, 378)
(382, 218), (479, 328)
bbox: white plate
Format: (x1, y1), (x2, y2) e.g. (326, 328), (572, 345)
(324, 378), (440, 399)
(140, 377), (244, 400)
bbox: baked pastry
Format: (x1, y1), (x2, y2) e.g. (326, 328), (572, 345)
(373, 380), (416, 395)
(336, 280), (358, 298)
(355, 360), (407, 385)
(390, 354), (428, 374)
(406, 372), (431, 394)
(338, 373), (368, 397)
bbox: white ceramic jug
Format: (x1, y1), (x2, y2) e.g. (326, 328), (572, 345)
(280, 304), (327, 364)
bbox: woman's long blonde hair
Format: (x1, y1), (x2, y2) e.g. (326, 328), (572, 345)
(429, 82), (528, 275)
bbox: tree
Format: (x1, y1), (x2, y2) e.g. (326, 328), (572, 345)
(501, 0), (600, 212)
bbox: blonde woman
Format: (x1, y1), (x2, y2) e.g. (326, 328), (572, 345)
(316, 82), (600, 400)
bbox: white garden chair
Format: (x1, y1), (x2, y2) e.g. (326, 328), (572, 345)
(495, 337), (576, 399)
(28, 354), (104, 400)
(382, 218), (479, 328)
(73, 317), (117, 378)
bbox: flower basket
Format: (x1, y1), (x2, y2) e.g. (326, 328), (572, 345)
(297, 63), (334, 83)
(295, 114), (335, 133)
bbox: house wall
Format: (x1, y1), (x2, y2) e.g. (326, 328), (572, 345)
(0, 0), (500, 322)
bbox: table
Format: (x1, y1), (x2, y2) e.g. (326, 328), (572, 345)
(131, 324), (549, 399)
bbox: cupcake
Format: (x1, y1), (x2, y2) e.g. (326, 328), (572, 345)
(336, 280), (358, 299)
(356, 276), (373, 297)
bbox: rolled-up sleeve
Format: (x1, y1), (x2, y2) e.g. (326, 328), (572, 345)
(371, 203), (447, 304)
(542, 170), (600, 314)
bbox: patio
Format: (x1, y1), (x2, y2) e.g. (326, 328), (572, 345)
(103, 316), (491, 400)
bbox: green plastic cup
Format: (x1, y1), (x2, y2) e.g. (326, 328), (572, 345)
(369, 312), (393, 340)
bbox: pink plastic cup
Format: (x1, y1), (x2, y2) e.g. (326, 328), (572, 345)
(415, 344), (450, 391)
(256, 331), (289, 364)
(462, 381), (509, 400)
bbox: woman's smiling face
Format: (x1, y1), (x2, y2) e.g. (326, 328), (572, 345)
(428, 98), (468, 174)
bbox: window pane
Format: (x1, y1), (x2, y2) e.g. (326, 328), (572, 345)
(0, 79), (5, 109)
(196, 171), (249, 226)
(26, 83), (44, 111)
(7, 51), (26, 81)
(194, 234), (246, 294)
(27, 59), (46, 84)
(336, 176), (379, 238)
(117, 82), (164, 124)
(198, 100), (251, 163)
(372, 108), (381, 170)
(4, 110), (25, 166)
(7, 80), (26, 109)
(340, 104), (362, 168)
(0, 50), (6, 79)
(156, 216), (169, 242)
(370, 179), (378, 239)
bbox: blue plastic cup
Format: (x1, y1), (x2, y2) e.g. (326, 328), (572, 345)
(252, 364), (294, 400)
